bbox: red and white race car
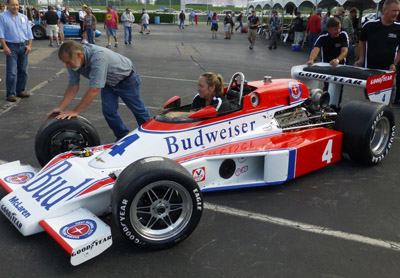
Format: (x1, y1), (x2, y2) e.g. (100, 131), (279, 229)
(0, 66), (395, 265)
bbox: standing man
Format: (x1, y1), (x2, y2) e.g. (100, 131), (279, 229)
(355, 0), (400, 105)
(78, 4), (87, 43)
(306, 17), (348, 105)
(342, 7), (357, 64)
(56, 5), (65, 45)
(268, 10), (281, 50)
(0, 3), (5, 13)
(0, 0), (33, 102)
(235, 12), (243, 32)
(306, 8), (322, 55)
(43, 6), (60, 47)
(190, 10), (195, 25)
(141, 10), (150, 35)
(223, 11), (233, 39)
(104, 4), (119, 48)
(293, 11), (305, 45)
(121, 8), (134, 44)
(207, 10), (212, 25)
(179, 10), (185, 29)
(48, 41), (150, 140)
(247, 10), (260, 50)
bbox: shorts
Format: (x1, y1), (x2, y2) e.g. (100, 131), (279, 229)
(211, 23), (218, 31)
(46, 24), (59, 37)
(224, 23), (231, 33)
(106, 27), (117, 36)
(143, 23), (148, 29)
(248, 28), (257, 40)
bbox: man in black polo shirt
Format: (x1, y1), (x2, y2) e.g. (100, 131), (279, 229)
(42, 6), (60, 47)
(306, 17), (348, 107)
(247, 10), (260, 50)
(355, 0), (400, 105)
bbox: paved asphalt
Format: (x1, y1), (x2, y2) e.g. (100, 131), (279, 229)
(0, 23), (400, 277)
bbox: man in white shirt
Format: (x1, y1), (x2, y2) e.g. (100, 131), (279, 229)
(141, 10), (150, 35)
(121, 7), (135, 44)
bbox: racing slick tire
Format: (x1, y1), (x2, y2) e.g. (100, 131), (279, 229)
(112, 157), (203, 249)
(32, 25), (47, 40)
(334, 100), (395, 165)
(35, 116), (101, 167)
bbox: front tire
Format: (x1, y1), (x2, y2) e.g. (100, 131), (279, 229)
(35, 116), (101, 167)
(112, 157), (203, 249)
(335, 100), (395, 165)
(32, 25), (46, 40)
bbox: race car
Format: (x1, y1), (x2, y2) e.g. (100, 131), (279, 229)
(31, 23), (102, 40)
(0, 67), (395, 266)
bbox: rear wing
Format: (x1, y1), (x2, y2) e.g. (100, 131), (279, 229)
(291, 63), (394, 106)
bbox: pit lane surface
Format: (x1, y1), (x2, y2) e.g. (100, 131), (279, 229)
(0, 23), (400, 277)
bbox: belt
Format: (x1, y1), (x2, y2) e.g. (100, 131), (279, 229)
(123, 70), (134, 81)
(6, 42), (26, 46)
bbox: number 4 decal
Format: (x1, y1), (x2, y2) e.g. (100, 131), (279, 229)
(322, 139), (333, 164)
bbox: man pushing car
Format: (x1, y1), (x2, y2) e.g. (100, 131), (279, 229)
(47, 41), (150, 140)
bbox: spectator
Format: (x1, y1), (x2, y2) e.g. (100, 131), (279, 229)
(223, 11), (233, 39)
(268, 10), (281, 50)
(321, 11), (331, 33)
(307, 17), (348, 107)
(63, 6), (70, 24)
(84, 8), (96, 44)
(179, 10), (185, 29)
(48, 41), (150, 140)
(0, 3), (5, 13)
(26, 6), (33, 21)
(32, 7), (40, 22)
(333, 7), (345, 23)
(211, 12), (218, 39)
(78, 4), (87, 43)
(56, 4), (66, 45)
(195, 13), (198, 25)
(104, 4), (119, 48)
(355, 0), (400, 106)
(306, 8), (322, 54)
(141, 10), (150, 34)
(121, 8), (134, 44)
(247, 10), (260, 50)
(190, 10), (195, 25)
(0, 0), (33, 102)
(235, 12), (243, 32)
(43, 6), (60, 47)
(342, 7), (357, 64)
(293, 11), (305, 45)
(207, 11), (212, 25)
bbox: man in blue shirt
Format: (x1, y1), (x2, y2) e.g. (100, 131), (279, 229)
(0, 0), (33, 102)
(47, 41), (150, 140)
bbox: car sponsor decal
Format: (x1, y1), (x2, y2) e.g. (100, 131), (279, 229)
(288, 81), (302, 100)
(4, 172), (34, 184)
(8, 196), (31, 218)
(60, 219), (97, 240)
(1, 204), (23, 229)
(296, 71), (364, 85)
(366, 72), (395, 94)
(192, 167), (206, 182)
(235, 165), (248, 176)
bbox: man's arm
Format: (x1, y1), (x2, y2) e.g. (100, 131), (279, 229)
(0, 38), (11, 56)
(330, 47), (348, 67)
(116, 12), (119, 28)
(56, 87), (100, 120)
(47, 84), (80, 118)
(390, 48), (400, 71)
(354, 40), (366, 67)
(306, 46), (321, 66)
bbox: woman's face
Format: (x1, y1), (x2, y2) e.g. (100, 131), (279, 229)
(197, 76), (215, 100)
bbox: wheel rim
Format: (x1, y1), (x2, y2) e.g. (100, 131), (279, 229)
(48, 129), (90, 158)
(370, 117), (390, 156)
(33, 27), (43, 38)
(130, 180), (193, 241)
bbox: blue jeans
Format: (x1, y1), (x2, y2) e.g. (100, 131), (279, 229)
(86, 28), (94, 44)
(101, 71), (150, 140)
(5, 43), (29, 98)
(309, 32), (319, 55)
(235, 21), (243, 31)
(124, 26), (132, 43)
(179, 19), (185, 29)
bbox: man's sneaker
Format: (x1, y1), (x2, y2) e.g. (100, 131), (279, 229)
(249, 45), (253, 50)
(125, 41), (128, 44)
(82, 39), (88, 44)
(49, 43), (54, 47)
(115, 43), (118, 47)
(17, 93), (30, 98)
(106, 44), (111, 48)
(7, 96), (17, 102)
(139, 31), (143, 34)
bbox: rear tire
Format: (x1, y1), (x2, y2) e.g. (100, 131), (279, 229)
(32, 25), (46, 40)
(35, 116), (101, 167)
(335, 100), (395, 165)
(112, 157), (203, 249)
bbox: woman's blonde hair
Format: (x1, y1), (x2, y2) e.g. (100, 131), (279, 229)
(201, 72), (224, 97)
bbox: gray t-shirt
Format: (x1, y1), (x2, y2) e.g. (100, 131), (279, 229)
(68, 44), (133, 88)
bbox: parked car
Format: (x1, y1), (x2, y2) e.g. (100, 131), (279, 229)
(31, 23), (102, 40)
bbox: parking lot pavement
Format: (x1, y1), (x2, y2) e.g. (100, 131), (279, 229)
(0, 23), (400, 277)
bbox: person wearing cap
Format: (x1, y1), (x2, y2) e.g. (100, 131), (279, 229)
(48, 41), (150, 140)
(79, 4), (88, 43)
(247, 10), (260, 50)
(43, 6), (60, 47)
(306, 8), (322, 55)
(56, 4), (65, 44)
(121, 7), (135, 44)
(268, 10), (281, 50)
(0, 0), (33, 102)
(333, 7), (345, 23)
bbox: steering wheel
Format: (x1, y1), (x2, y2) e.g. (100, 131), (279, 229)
(227, 72), (246, 105)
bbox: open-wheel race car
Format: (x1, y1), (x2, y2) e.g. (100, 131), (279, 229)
(0, 66), (395, 265)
